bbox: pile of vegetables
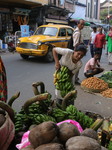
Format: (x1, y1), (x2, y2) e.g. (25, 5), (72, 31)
(20, 120), (110, 150)
(53, 66), (75, 98)
(99, 71), (112, 88)
(14, 101), (94, 134)
(100, 88), (112, 98)
(81, 77), (108, 92)
(1, 81), (112, 149)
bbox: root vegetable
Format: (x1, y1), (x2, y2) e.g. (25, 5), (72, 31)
(101, 146), (108, 150)
(81, 77), (108, 92)
(29, 121), (59, 149)
(35, 143), (65, 150)
(20, 145), (34, 150)
(80, 128), (98, 140)
(101, 88), (112, 98)
(66, 136), (101, 150)
(58, 122), (80, 144)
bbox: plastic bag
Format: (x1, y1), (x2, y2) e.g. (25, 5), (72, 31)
(16, 130), (30, 149)
(57, 119), (83, 133)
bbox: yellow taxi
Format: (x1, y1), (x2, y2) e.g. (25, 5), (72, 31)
(16, 24), (74, 62)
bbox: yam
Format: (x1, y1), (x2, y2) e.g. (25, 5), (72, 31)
(66, 136), (101, 150)
(29, 121), (59, 148)
(101, 146), (108, 150)
(20, 145), (34, 150)
(0, 114), (6, 127)
(35, 143), (65, 150)
(58, 122), (80, 143)
(80, 128), (98, 140)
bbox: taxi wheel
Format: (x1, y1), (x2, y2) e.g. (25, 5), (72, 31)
(45, 47), (54, 62)
(20, 54), (29, 59)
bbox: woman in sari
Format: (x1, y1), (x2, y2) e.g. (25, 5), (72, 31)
(0, 56), (7, 102)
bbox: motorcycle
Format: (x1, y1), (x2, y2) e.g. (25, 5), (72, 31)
(7, 38), (15, 52)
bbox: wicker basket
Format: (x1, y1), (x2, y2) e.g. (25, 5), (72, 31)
(81, 85), (108, 93)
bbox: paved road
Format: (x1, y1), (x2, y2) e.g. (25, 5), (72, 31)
(1, 48), (112, 117)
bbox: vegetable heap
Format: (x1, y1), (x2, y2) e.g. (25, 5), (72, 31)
(53, 66), (75, 98)
(99, 71), (112, 88)
(14, 102), (94, 134)
(101, 88), (112, 98)
(81, 77), (108, 92)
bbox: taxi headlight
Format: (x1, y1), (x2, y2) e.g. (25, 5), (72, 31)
(37, 41), (42, 46)
(17, 39), (21, 44)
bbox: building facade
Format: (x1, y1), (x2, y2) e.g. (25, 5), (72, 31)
(0, 0), (75, 40)
(85, 0), (100, 23)
(69, 0), (101, 26)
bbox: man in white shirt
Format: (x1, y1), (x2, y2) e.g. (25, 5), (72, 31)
(89, 26), (98, 57)
(73, 19), (85, 49)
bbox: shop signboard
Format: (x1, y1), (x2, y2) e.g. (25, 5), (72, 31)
(20, 25), (29, 37)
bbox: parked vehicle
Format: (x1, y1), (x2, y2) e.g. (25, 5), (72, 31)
(16, 24), (74, 62)
(8, 38), (15, 52)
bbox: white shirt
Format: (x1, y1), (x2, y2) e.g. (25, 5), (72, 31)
(55, 47), (82, 75)
(90, 31), (98, 44)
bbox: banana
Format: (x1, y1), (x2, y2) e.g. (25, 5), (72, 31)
(53, 66), (75, 98)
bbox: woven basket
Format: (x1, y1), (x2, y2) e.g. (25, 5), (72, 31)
(81, 85), (108, 93)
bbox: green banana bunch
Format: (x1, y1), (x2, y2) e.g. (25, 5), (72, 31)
(65, 105), (94, 128)
(51, 108), (67, 122)
(32, 114), (56, 124)
(53, 66), (75, 98)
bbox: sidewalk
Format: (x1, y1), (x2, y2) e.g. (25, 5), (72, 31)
(0, 49), (8, 54)
(75, 48), (112, 118)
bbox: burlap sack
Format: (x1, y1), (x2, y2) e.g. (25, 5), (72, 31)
(0, 112), (15, 150)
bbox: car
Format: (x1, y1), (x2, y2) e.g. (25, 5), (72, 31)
(16, 24), (74, 62)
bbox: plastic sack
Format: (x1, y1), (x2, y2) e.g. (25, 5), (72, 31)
(16, 130), (31, 149)
(57, 119), (83, 133)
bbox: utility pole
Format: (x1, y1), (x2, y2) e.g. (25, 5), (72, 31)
(108, 0), (110, 30)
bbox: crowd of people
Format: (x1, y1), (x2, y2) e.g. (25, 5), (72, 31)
(53, 19), (112, 88)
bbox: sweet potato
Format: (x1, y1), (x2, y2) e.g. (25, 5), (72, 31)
(29, 121), (59, 148)
(20, 145), (34, 150)
(80, 128), (98, 140)
(58, 122), (80, 144)
(66, 136), (101, 150)
(101, 146), (108, 150)
(35, 143), (65, 150)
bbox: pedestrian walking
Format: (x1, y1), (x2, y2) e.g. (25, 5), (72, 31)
(88, 26), (98, 58)
(84, 51), (104, 78)
(0, 56), (7, 102)
(94, 27), (106, 61)
(53, 43), (87, 85)
(106, 26), (112, 65)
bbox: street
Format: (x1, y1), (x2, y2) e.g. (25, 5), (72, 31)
(1, 49), (112, 117)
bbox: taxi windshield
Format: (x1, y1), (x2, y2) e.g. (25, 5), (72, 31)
(34, 27), (58, 36)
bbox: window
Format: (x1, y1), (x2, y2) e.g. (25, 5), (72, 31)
(66, 28), (73, 36)
(35, 27), (58, 36)
(58, 28), (66, 36)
